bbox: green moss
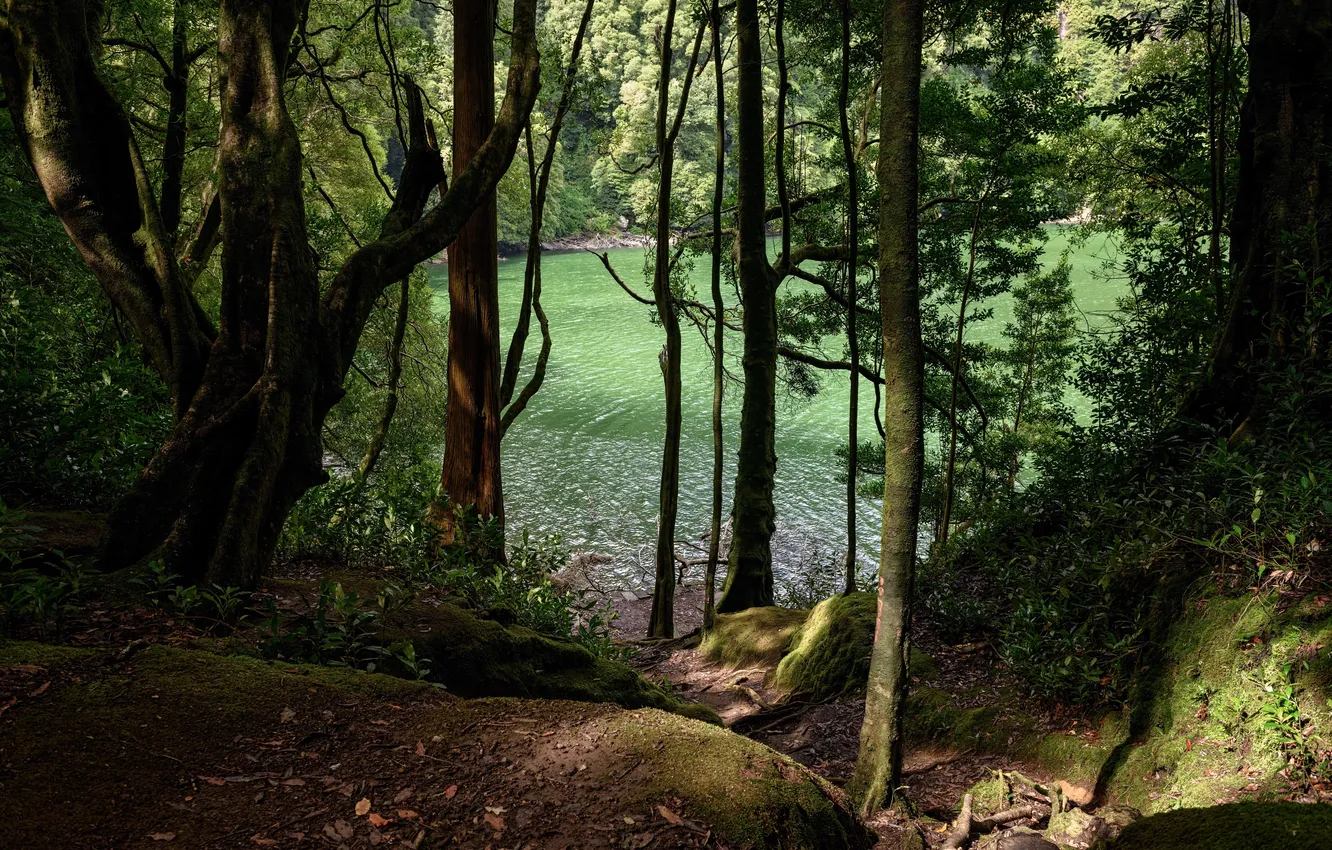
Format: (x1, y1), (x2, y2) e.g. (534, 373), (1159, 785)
(0, 639), (94, 667)
(603, 708), (874, 849)
(772, 592), (876, 701)
(0, 645), (862, 849)
(701, 606), (809, 669)
(1106, 802), (1332, 850)
(393, 602), (721, 724)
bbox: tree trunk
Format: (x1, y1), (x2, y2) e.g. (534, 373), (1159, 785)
(161, 0), (190, 240)
(1192, 0), (1332, 425)
(646, 10), (706, 639)
(718, 0), (778, 614)
(939, 199), (982, 549)
(357, 278), (410, 480)
(848, 0), (925, 818)
(432, 0), (505, 546)
(838, 0), (860, 595)
(500, 0), (596, 427)
(703, 0), (726, 633)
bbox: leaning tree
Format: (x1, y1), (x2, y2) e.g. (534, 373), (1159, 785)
(0, 0), (541, 588)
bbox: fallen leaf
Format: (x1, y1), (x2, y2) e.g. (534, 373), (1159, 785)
(416, 741), (426, 756)
(333, 819), (355, 839)
(280, 707), (296, 723)
(29, 681), (50, 697)
(397, 809), (419, 820)
(624, 817), (636, 825)
(444, 785), (458, 800)
(150, 833), (176, 841)
(394, 788), (414, 803)
(371, 719), (390, 726)
(485, 805), (507, 815)
(483, 812), (505, 832)
(198, 776), (226, 786)
(368, 812), (391, 828)
(355, 798), (372, 817)
(657, 805), (684, 826)
(250, 835), (277, 846)
(281, 778), (306, 787)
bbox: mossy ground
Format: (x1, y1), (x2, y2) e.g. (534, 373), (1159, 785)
(1106, 802), (1332, 849)
(701, 605), (810, 669)
(905, 590), (1332, 815)
(772, 592), (877, 701)
(0, 640), (869, 849)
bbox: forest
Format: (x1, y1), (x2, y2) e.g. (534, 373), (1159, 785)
(2, 0), (1332, 847)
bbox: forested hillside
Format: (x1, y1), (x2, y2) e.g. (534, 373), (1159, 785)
(3, 1), (1331, 848)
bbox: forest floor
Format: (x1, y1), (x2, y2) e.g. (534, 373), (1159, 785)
(607, 587), (1068, 849)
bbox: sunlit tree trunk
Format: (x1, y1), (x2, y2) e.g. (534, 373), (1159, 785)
(432, 0), (506, 546)
(848, 0), (925, 817)
(718, 0), (778, 613)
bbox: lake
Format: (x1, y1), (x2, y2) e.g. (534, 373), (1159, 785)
(427, 227), (1124, 591)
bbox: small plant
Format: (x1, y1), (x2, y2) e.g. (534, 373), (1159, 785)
(201, 584), (251, 630)
(167, 584), (201, 617)
(130, 560), (180, 608)
(372, 640), (432, 680)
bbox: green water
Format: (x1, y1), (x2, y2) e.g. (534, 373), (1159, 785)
(427, 227), (1123, 588)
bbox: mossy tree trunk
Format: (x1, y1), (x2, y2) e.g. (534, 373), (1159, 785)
(0, 0), (542, 588)
(1191, 0), (1332, 427)
(848, 0), (925, 817)
(718, 0), (778, 614)
(431, 0), (506, 548)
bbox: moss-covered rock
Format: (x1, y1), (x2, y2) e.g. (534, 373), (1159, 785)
(0, 643), (870, 849)
(391, 602), (720, 724)
(772, 592), (877, 701)
(1103, 802), (1332, 849)
(701, 605), (810, 668)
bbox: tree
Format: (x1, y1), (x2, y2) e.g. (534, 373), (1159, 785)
(717, 0), (779, 613)
(431, 0), (508, 546)
(702, 0), (727, 632)
(0, 0), (541, 587)
(848, 0), (925, 817)
(1192, 0), (1332, 429)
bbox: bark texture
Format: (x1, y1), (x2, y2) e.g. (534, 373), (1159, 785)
(431, 0), (506, 545)
(1194, 0), (1332, 424)
(703, 0), (726, 633)
(848, 0), (925, 817)
(718, 0), (778, 613)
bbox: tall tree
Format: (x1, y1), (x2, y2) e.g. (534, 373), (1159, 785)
(703, 0), (727, 632)
(0, 0), (541, 587)
(717, 0), (779, 613)
(1192, 0), (1332, 428)
(431, 0), (507, 546)
(848, 0), (925, 816)
(838, 0), (860, 594)
(647, 7), (707, 639)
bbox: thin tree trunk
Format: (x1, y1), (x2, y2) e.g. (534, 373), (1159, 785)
(161, 0), (189, 240)
(500, 0), (596, 419)
(703, 0), (726, 632)
(357, 278), (410, 480)
(432, 0), (505, 547)
(718, 0), (778, 613)
(838, 0), (859, 595)
(647, 9), (707, 639)
(848, 0), (925, 817)
(939, 198), (983, 549)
